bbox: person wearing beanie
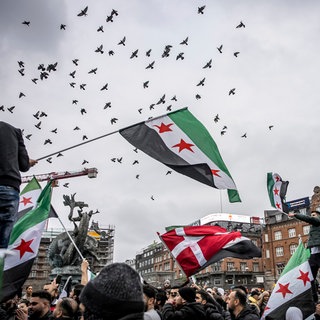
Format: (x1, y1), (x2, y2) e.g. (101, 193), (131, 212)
(162, 286), (206, 320)
(79, 262), (144, 320)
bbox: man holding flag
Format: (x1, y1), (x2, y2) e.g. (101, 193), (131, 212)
(0, 121), (37, 251)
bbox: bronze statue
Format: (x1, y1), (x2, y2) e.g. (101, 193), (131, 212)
(311, 186), (320, 212)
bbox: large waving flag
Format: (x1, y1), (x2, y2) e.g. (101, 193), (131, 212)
(267, 172), (289, 213)
(0, 180), (53, 303)
(120, 108), (240, 203)
(158, 225), (261, 277)
(261, 241), (314, 319)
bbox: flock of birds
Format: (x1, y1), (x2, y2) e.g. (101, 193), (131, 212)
(2, 4), (273, 198)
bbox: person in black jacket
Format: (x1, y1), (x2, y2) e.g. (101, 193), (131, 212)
(0, 121), (37, 250)
(162, 287), (206, 320)
(226, 289), (259, 320)
(195, 289), (224, 320)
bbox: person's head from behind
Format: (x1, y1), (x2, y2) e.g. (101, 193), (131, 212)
(29, 291), (52, 318)
(53, 297), (78, 319)
(79, 262), (144, 320)
(143, 285), (156, 312)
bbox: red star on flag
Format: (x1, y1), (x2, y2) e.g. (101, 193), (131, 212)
(275, 175), (280, 182)
(154, 122), (174, 133)
(14, 238), (34, 259)
(172, 139), (194, 153)
(20, 196), (32, 206)
(273, 188), (279, 195)
(276, 202), (281, 209)
(211, 169), (221, 177)
(276, 282), (293, 298)
(297, 269), (311, 286)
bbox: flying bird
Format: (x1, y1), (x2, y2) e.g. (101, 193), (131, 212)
(138, 108), (143, 114)
(166, 171), (172, 175)
(82, 160), (89, 165)
(46, 157), (52, 164)
(117, 157), (122, 163)
(18, 69), (25, 76)
(198, 5), (206, 14)
(25, 134), (32, 140)
(143, 81), (149, 88)
(203, 59), (212, 69)
(100, 83), (108, 91)
(7, 106), (15, 113)
(104, 102), (111, 109)
(269, 125), (274, 130)
(33, 111), (40, 119)
(166, 105), (172, 111)
(146, 49), (152, 57)
(77, 6), (88, 17)
(88, 68), (98, 74)
(72, 59), (79, 66)
(118, 36), (126, 46)
(19, 92), (25, 98)
(106, 15), (114, 22)
(151, 195), (155, 201)
(176, 52), (184, 60)
(195, 94), (201, 100)
(18, 61), (24, 68)
(69, 70), (76, 78)
(146, 61), (155, 69)
(97, 26), (104, 32)
(80, 108), (86, 115)
(171, 95), (177, 101)
(241, 133), (247, 138)
(234, 52), (240, 57)
(236, 21), (245, 28)
(60, 24), (66, 30)
(51, 128), (58, 134)
(229, 88), (236, 95)
(22, 21), (30, 26)
(132, 160), (139, 165)
(197, 78), (206, 86)
(217, 45), (223, 53)
(95, 45), (104, 54)
(82, 135), (88, 140)
(156, 94), (166, 104)
(70, 82), (76, 88)
(0, 105), (4, 112)
(111, 118), (118, 124)
(180, 37), (189, 45)
(47, 62), (58, 72)
(44, 139), (52, 145)
(111, 158), (116, 162)
(220, 130), (226, 136)
(108, 50), (114, 56)
(35, 121), (41, 129)
(130, 49), (138, 59)
(32, 78), (38, 84)
(63, 183), (69, 188)
(214, 114), (220, 123)
(80, 84), (86, 90)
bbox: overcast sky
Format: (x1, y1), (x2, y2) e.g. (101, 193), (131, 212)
(1, 0), (320, 262)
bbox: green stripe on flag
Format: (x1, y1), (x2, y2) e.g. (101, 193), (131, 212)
(20, 177), (41, 195)
(9, 181), (52, 245)
(267, 172), (276, 207)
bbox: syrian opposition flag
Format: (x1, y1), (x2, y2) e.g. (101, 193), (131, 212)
(158, 225), (261, 277)
(120, 108), (240, 203)
(261, 241), (314, 319)
(0, 181), (53, 303)
(267, 172), (289, 213)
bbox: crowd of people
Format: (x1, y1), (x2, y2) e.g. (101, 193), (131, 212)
(2, 259), (320, 320)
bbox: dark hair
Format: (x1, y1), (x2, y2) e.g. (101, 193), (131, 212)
(155, 289), (167, 308)
(19, 299), (30, 307)
(60, 298), (76, 318)
(233, 289), (247, 306)
(196, 289), (209, 301)
(31, 290), (52, 303)
(26, 285), (32, 290)
(143, 285), (156, 299)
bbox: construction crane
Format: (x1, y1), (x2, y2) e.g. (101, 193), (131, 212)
(21, 167), (98, 184)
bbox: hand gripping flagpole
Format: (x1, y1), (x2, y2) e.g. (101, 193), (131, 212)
(35, 107), (188, 161)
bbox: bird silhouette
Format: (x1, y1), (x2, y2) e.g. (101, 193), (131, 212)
(40, 111), (47, 117)
(217, 45), (223, 53)
(100, 83), (108, 91)
(229, 88), (236, 95)
(176, 52), (184, 60)
(197, 78), (206, 86)
(0, 105), (4, 112)
(138, 108), (143, 114)
(80, 84), (86, 90)
(97, 26), (104, 32)
(88, 68), (98, 74)
(106, 15), (114, 22)
(108, 50), (114, 56)
(156, 94), (166, 105)
(95, 45), (104, 54)
(111, 158), (116, 162)
(269, 125), (274, 130)
(104, 102), (111, 109)
(69, 70), (76, 78)
(146, 61), (155, 69)
(63, 183), (69, 188)
(46, 157), (52, 163)
(236, 21), (245, 28)
(57, 152), (63, 157)
(133, 148), (138, 153)
(111, 118), (118, 124)
(73, 126), (80, 130)
(222, 125), (227, 130)
(195, 94), (201, 100)
(40, 71), (49, 80)
(166, 170), (172, 175)
(77, 6), (88, 17)
(198, 5), (206, 14)
(47, 62), (58, 72)
(241, 133), (247, 138)
(118, 36), (126, 46)
(234, 52), (240, 57)
(22, 21), (30, 26)
(151, 195), (155, 200)
(171, 95), (177, 101)
(117, 157), (122, 163)
(130, 49), (138, 58)
(82, 159), (89, 165)
(32, 78), (38, 84)
(136, 174), (140, 179)
(166, 105), (172, 111)
(80, 108), (86, 115)
(35, 121), (42, 129)
(51, 128), (58, 134)
(60, 24), (66, 30)
(25, 134), (32, 140)
(19, 92), (25, 98)
(33, 111), (40, 119)
(146, 49), (152, 57)
(70, 82), (76, 88)
(18, 69), (25, 76)
(203, 59), (212, 69)
(143, 81), (149, 88)
(180, 37), (189, 45)
(111, 9), (118, 16)
(82, 135), (88, 140)
(18, 61), (24, 68)
(38, 64), (45, 71)
(149, 104), (155, 110)
(72, 59), (79, 66)
(44, 139), (52, 145)
(220, 130), (226, 136)
(132, 160), (139, 165)
(214, 114), (220, 123)
(7, 106), (15, 113)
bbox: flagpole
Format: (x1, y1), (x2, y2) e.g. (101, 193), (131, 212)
(36, 107), (188, 161)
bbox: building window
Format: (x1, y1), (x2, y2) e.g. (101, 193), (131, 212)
(303, 225), (310, 235)
(227, 262), (235, 271)
(288, 228), (296, 238)
(290, 244), (298, 255)
(274, 231), (282, 240)
(253, 263), (259, 272)
(240, 262), (247, 271)
(212, 262), (221, 272)
(276, 263), (285, 275)
(266, 249), (270, 259)
(214, 279), (221, 285)
(264, 234), (269, 242)
(276, 247), (284, 257)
